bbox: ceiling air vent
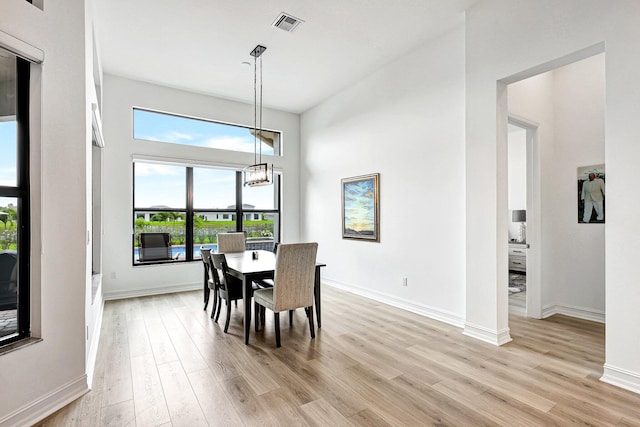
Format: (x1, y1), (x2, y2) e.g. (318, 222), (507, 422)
(272, 12), (304, 32)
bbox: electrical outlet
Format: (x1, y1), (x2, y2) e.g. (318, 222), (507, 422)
(110, 272), (116, 279)
(402, 277), (408, 286)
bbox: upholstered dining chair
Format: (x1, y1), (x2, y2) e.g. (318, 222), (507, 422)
(217, 232), (246, 253)
(201, 247), (214, 311)
(252, 242), (318, 347)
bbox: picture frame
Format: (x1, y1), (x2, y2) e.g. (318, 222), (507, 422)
(341, 173), (380, 241)
(577, 164), (605, 224)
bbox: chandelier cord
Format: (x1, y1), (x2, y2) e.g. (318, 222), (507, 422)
(259, 54), (263, 163)
(253, 54), (258, 166)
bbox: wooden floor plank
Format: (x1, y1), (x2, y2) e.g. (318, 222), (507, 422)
(157, 360), (209, 426)
(34, 286), (640, 427)
(130, 353), (171, 426)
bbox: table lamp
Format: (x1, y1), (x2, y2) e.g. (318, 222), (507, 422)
(512, 210), (526, 243)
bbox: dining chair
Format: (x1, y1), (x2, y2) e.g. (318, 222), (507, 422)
(200, 247), (214, 311)
(252, 242), (318, 347)
(209, 253), (261, 333)
(217, 232), (246, 253)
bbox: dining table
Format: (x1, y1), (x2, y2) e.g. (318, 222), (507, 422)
(223, 250), (326, 345)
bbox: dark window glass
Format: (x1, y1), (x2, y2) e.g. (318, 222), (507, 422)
(133, 163), (280, 264)
(0, 50), (30, 346)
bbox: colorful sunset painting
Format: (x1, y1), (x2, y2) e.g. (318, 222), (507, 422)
(342, 174), (379, 241)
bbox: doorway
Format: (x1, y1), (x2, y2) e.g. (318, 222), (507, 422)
(507, 118), (541, 318)
(507, 116), (542, 319)
(501, 51), (606, 330)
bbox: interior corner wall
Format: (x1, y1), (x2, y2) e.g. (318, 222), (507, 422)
(508, 54), (605, 320)
(300, 26), (466, 326)
(101, 75), (301, 300)
(466, 0), (640, 393)
(0, 0), (91, 425)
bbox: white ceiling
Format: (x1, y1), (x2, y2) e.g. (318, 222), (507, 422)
(92, 0), (477, 114)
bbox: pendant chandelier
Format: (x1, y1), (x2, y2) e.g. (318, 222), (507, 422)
(243, 44), (273, 187)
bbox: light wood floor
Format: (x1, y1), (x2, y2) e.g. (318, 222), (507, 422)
(35, 286), (640, 426)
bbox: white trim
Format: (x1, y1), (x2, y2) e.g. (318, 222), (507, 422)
(86, 297), (104, 389)
(323, 279), (465, 328)
(601, 364), (640, 395)
(542, 304), (605, 323)
(0, 375), (88, 427)
(0, 29), (44, 63)
(463, 322), (512, 346)
(508, 115), (542, 319)
(104, 282), (200, 301)
(91, 103), (105, 148)
(131, 154), (284, 175)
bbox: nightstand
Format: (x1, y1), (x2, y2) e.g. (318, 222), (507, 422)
(508, 242), (528, 272)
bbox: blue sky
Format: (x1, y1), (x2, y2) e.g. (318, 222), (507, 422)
(133, 109), (274, 155)
(1, 111), (276, 211)
(0, 121), (17, 190)
(134, 110), (277, 210)
(135, 163), (276, 210)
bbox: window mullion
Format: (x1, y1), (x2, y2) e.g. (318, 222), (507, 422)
(235, 171), (242, 232)
(186, 167), (194, 261)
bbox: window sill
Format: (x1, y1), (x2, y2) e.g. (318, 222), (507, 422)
(0, 337), (42, 357)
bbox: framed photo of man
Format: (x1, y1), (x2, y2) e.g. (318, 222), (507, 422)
(578, 164), (605, 223)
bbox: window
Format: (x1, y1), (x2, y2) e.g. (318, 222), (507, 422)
(133, 162), (280, 264)
(133, 108), (281, 156)
(0, 50), (30, 346)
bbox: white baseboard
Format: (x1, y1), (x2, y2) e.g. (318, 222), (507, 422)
(0, 375), (88, 427)
(104, 282), (200, 301)
(323, 279), (465, 328)
(542, 303), (605, 323)
(601, 364), (640, 395)
(86, 296), (104, 390)
(463, 322), (512, 346)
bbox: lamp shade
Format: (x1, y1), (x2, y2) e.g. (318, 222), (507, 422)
(512, 210), (526, 222)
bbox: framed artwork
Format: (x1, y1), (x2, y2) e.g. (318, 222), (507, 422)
(341, 173), (380, 241)
(577, 164), (605, 223)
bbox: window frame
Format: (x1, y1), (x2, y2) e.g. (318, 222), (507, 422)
(132, 163), (281, 265)
(0, 55), (31, 346)
(132, 107), (282, 157)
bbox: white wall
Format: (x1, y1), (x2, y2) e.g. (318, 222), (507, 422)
(507, 126), (526, 241)
(101, 75), (300, 299)
(0, 0), (92, 425)
(466, 0), (640, 393)
(300, 27), (466, 326)
(508, 54), (605, 320)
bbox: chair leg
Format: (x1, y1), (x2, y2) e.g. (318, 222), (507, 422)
(224, 299), (232, 333)
(214, 295), (222, 322)
(289, 310), (294, 324)
(308, 305), (315, 339)
(260, 306), (266, 324)
(274, 312), (281, 347)
(255, 302), (260, 331)
(204, 286), (210, 310)
(210, 288), (218, 319)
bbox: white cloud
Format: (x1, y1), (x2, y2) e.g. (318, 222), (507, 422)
(140, 131), (196, 143)
(135, 163), (183, 177)
(204, 136), (253, 153)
